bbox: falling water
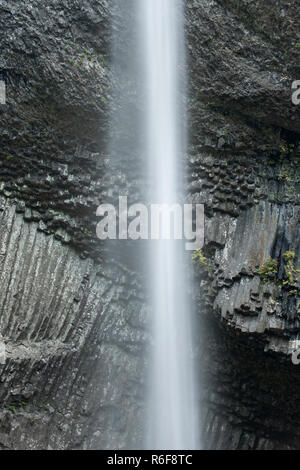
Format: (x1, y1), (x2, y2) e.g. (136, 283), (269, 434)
(140, 0), (199, 450)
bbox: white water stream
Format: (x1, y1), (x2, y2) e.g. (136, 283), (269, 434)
(140, 0), (199, 450)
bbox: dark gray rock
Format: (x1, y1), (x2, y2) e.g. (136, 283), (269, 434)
(186, 0), (300, 450)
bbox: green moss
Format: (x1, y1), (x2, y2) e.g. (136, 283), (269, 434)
(278, 168), (292, 182)
(192, 249), (208, 266)
(39, 403), (50, 410)
(257, 258), (278, 283)
(283, 251), (300, 285)
(7, 401), (27, 412)
(258, 251), (300, 293)
(283, 250), (296, 261)
(192, 249), (214, 275)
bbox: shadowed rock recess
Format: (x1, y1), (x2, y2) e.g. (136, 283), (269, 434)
(0, 0), (299, 450)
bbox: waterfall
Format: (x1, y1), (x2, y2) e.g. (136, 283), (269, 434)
(109, 0), (199, 450)
(140, 0), (199, 450)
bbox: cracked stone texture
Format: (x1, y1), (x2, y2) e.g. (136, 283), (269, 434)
(0, 0), (300, 449)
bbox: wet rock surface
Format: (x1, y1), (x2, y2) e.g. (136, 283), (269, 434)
(0, 0), (299, 449)
(187, 0), (300, 450)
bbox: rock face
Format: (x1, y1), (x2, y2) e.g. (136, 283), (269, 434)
(0, 0), (147, 450)
(186, 0), (300, 450)
(0, 0), (299, 449)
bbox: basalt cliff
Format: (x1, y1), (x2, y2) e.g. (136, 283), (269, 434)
(0, 0), (299, 450)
